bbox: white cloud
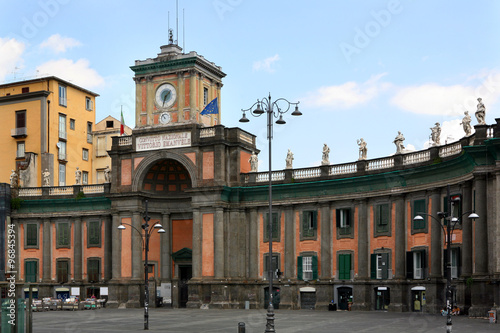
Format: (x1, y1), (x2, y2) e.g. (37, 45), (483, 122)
(391, 71), (500, 116)
(0, 37), (25, 81)
(302, 73), (391, 108)
(40, 34), (81, 54)
(423, 118), (471, 148)
(253, 54), (280, 73)
(36, 58), (104, 89)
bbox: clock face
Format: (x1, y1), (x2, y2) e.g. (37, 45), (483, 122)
(155, 83), (177, 109)
(160, 112), (171, 124)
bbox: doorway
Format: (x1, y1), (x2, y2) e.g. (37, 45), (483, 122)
(411, 288), (426, 312)
(264, 287), (280, 310)
(375, 287), (390, 310)
(178, 265), (192, 308)
(337, 287), (353, 310)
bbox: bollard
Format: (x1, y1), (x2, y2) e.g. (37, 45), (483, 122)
(238, 322), (245, 333)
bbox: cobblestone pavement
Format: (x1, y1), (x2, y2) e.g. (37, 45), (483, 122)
(30, 308), (498, 333)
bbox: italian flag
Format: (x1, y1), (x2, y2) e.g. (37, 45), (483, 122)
(120, 109), (125, 136)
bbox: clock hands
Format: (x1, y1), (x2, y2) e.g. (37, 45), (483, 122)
(162, 91), (171, 107)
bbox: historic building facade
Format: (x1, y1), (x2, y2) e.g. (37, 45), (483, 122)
(1, 40), (499, 316)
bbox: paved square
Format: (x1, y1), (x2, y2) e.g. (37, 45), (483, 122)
(28, 308), (499, 333)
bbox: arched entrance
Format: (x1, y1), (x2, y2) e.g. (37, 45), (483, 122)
(411, 286), (426, 312)
(141, 159), (192, 193)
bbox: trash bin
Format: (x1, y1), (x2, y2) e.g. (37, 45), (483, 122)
(328, 303), (337, 311)
(488, 310), (496, 323)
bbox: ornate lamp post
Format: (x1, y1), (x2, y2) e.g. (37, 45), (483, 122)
(240, 93), (301, 332)
(118, 199), (165, 330)
(413, 186), (478, 333)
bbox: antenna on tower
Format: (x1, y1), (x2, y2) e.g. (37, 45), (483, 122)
(183, 8), (185, 51)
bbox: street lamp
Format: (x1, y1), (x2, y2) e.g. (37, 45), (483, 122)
(118, 199), (165, 330)
(240, 93), (301, 332)
(413, 186), (478, 333)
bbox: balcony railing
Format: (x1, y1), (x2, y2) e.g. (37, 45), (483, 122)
(11, 127), (27, 137)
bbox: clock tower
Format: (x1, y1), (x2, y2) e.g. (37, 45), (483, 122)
(130, 33), (226, 128)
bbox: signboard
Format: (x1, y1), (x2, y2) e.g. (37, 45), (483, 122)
(136, 132), (191, 151)
(71, 287), (80, 296)
(100, 287), (109, 296)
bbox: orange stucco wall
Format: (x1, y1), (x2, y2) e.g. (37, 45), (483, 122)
(240, 151), (251, 174)
(121, 217), (132, 278)
(202, 151), (214, 180)
(259, 212), (285, 277)
(172, 219), (193, 279)
(184, 79), (190, 107)
(333, 207), (359, 277)
(144, 218), (162, 279)
(202, 214), (214, 277)
(134, 157), (144, 170)
(121, 159), (132, 185)
(184, 152), (196, 166)
(142, 85), (147, 112)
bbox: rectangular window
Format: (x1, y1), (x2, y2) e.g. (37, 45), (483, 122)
(85, 97), (93, 111)
(22, 87), (29, 93)
(303, 257), (313, 280)
(444, 194), (462, 225)
(336, 208), (352, 235)
(26, 223), (38, 247)
(87, 259), (100, 283)
(82, 171), (88, 185)
(302, 210), (317, 239)
(82, 148), (89, 161)
(444, 248), (461, 279)
(58, 141), (66, 160)
(16, 110), (26, 129)
(57, 223), (70, 247)
(406, 250), (427, 279)
(203, 87), (208, 105)
(413, 199), (426, 230)
(264, 212), (279, 242)
(16, 141), (25, 158)
(25, 261), (38, 283)
(59, 114), (67, 139)
(88, 221), (101, 247)
(87, 122), (93, 143)
(371, 253), (389, 280)
(96, 136), (107, 157)
(375, 204), (389, 233)
(56, 260), (69, 283)
(106, 120), (114, 128)
(338, 253), (352, 280)
(59, 85), (67, 106)
(297, 255), (318, 281)
(70, 119), (75, 130)
(59, 163), (66, 186)
(263, 254), (280, 280)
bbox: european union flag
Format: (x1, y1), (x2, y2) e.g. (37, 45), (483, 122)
(200, 97), (219, 115)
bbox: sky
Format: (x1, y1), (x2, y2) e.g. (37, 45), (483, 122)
(1, 0), (500, 171)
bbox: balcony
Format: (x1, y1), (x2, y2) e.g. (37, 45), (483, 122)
(11, 127), (27, 138)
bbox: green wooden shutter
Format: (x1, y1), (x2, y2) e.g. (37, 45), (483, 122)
(370, 254), (377, 279)
(26, 261), (37, 283)
(89, 221), (100, 245)
(27, 224), (37, 246)
(381, 253), (389, 279)
(297, 256), (303, 280)
(414, 200), (426, 229)
(312, 256), (318, 280)
(339, 254), (351, 280)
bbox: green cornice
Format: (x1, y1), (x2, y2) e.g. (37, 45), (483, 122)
(130, 57), (226, 78)
(16, 197), (111, 213)
(223, 152), (478, 204)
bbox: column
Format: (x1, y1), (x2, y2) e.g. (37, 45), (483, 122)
(357, 200), (369, 279)
(104, 215), (112, 281)
(111, 213), (121, 280)
(177, 72), (185, 121)
(474, 174), (488, 275)
(189, 71), (197, 120)
(248, 208), (259, 278)
(461, 181), (473, 276)
(192, 209), (202, 278)
(73, 217), (82, 282)
(394, 195), (406, 279)
(284, 205), (295, 279)
(132, 212), (142, 280)
(320, 204), (332, 278)
(214, 208), (224, 278)
(430, 190), (442, 278)
(160, 212), (171, 280)
(42, 218), (51, 282)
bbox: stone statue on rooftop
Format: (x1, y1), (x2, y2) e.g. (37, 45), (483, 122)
(321, 144), (330, 165)
(286, 149), (294, 169)
(43, 169), (50, 187)
(249, 152), (258, 172)
(394, 131), (405, 154)
(460, 111), (472, 136)
(430, 122), (441, 146)
(357, 138), (367, 160)
(75, 167), (82, 185)
(104, 166), (111, 183)
(475, 97), (486, 125)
